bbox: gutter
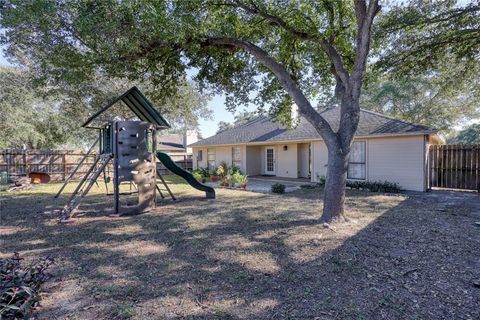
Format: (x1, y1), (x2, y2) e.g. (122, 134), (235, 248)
(188, 131), (439, 148)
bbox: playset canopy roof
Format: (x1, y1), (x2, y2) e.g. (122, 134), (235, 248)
(82, 86), (171, 129)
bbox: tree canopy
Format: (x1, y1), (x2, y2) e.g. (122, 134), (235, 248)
(216, 110), (261, 133)
(361, 67), (479, 133)
(448, 123), (480, 144)
(363, 0), (480, 131)
(0, 65), (212, 149)
(0, 66), (82, 149)
(0, 0), (363, 121)
(374, 0), (480, 75)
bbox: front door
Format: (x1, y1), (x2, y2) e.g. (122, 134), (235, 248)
(265, 147), (275, 175)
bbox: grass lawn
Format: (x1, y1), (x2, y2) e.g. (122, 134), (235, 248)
(1, 176), (479, 319)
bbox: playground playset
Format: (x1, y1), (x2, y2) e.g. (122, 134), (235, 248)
(56, 86), (214, 221)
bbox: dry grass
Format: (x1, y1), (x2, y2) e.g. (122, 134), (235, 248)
(1, 176), (479, 319)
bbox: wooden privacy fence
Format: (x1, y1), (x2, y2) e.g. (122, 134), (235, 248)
(0, 149), (99, 182)
(0, 149), (193, 182)
(157, 154), (193, 175)
(428, 144), (480, 191)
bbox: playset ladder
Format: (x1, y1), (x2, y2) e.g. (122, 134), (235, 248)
(156, 170), (176, 201)
(55, 138), (99, 198)
(60, 155), (112, 220)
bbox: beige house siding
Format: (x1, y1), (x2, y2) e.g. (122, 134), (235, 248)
(311, 141), (329, 180)
(193, 147), (207, 169)
(311, 135), (428, 191)
(367, 136), (426, 191)
(193, 134), (431, 191)
(213, 146), (232, 167)
(246, 146), (262, 175)
(275, 143), (298, 178)
(192, 145), (247, 173)
(297, 143), (310, 178)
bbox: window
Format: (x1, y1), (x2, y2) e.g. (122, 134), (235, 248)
(197, 150), (203, 161)
(207, 148), (215, 169)
(348, 141), (366, 180)
(232, 146), (241, 168)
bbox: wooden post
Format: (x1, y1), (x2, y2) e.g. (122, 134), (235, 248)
(62, 153), (67, 181)
(153, 126), (157, 206)
(113, 122), (119, 214)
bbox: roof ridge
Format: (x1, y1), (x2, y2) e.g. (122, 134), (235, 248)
(359, 108), (434, 130)
(218, 115), (268, 133)
(318, 105), (434, 131)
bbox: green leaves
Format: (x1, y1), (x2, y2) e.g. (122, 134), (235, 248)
(374, 0), (480, 75)
(449, 123), (480, 144)
(362, 58), (479, 134)
(0, 253), (54, 319)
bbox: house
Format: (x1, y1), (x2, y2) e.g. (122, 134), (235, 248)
(189, 106), (443, 191)
(157, 130), (199, 158)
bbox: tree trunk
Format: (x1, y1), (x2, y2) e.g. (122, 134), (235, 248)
(321, 148), (349, 223)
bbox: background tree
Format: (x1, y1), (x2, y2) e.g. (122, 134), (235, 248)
(0, 0), (382, 222)
(0, 66), (79, 149)
(0, 65), (211, 148)
(369, 0), (480, 134)
(375, 0), (479, 75)
(361, 65), (480, 133)
(216, 110), (261, 133)
(448, 123), (480, 144)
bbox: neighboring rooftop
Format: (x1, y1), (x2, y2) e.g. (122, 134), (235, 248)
(158, 134), (185, 152)
(189, 107), (437, 147)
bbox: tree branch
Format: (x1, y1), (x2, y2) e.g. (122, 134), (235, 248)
(204, 37), (337, 142)
(351, 0), (380, 97)
(230, 0), (350, 85)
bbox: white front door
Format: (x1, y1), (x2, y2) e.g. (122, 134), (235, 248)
(265, 147), (275, 175)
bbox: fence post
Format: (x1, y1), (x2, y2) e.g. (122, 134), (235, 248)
(63, 153), (67, 181)
(24, 149), (29, 176)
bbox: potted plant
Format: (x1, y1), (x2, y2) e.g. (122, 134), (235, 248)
(210, 167), (219, 182)
(238, 174), (248, 190)
(216, 162), (229, 186)
(232, 171), (246, 188)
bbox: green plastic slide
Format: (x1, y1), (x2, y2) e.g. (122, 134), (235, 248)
(156, 151), (215, 199)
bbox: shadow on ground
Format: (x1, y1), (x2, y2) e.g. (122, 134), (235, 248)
(1, 185), (479, 319)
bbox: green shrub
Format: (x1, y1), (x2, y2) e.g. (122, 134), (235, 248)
(316, 174), (326, 187)
(198, 167), (210, 178)
(271, 183), (286, 194)
(230, 172), (242, 185)
(230, 172), (247, 186)
(228, 166), (242, 175)
(237, 174), (248, 184)
(210, 167), (219, 176)
(192, 171), (203, 181)
(346, 180), (401, 193)
(216, 161), (229, 178)
(1, 253), (54, 319)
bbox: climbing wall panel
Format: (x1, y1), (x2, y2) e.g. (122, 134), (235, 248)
(114, 121), (156, 215)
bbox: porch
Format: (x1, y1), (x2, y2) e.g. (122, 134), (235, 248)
(245, 142), (311, 180)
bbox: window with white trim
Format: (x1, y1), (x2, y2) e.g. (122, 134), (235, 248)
(348, 141), (366, 180)
(207, 148), (215, 169)
(232, 146), (241, 168)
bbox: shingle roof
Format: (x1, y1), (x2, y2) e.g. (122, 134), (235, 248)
(158, 142), (185, 152)
(190, 107), (437, 147)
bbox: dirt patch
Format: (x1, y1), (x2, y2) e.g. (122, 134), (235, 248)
(0, 178), (479, 319)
